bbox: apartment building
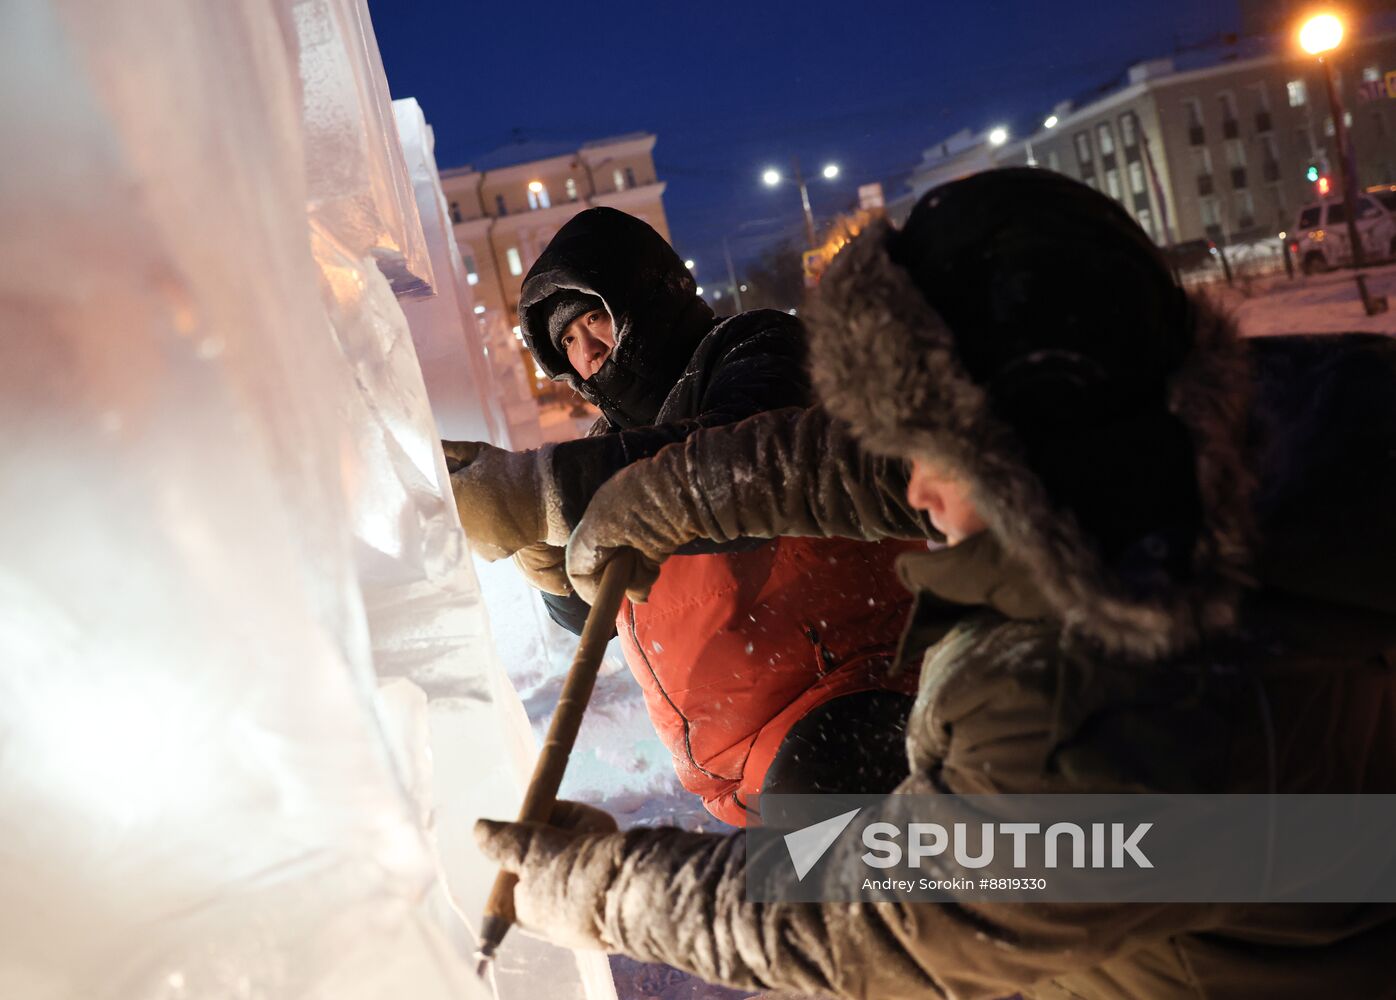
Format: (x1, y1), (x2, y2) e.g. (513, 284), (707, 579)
(438, 133), (670, 443)
(892, 30), (1396, 248)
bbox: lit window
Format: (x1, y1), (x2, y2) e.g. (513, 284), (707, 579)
(565, 177), (579, 201)
(526, 181), (550, 210)
(1137, 207), (1155, 240)
(1129, 160), (1147, 194)
(1119, 112), (1137, 148)
(1096, 123), (1115, 156)
(613, 168), (625, 191)
(462, 254), (479, 286)
(1287, 79), (1307, 107)
(506, 247), (522, 276)
(1106, 170), (1122, 199)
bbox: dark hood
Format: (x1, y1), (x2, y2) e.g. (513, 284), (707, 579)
(519, 207), (716, 427)
(806, 171), (1255, 660)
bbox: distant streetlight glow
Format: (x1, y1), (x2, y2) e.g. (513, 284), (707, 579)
(684, 258), (696, 270)
(696, 286), (705, 296)
(988, 126), (1009, 146)
(762, 168), (781, 187)
(821, 163), (840, 180)
(527, 180), (544, 193)
(1299, 12), (1343, 55)
(1043, 115), (1059, 129)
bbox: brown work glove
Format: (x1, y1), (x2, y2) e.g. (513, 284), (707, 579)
(473, 800), (622, 952)
(512, 542), (573, 596)
(441, 440), (569, 560)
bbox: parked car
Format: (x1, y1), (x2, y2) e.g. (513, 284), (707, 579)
(1289, 191), (1396, 274)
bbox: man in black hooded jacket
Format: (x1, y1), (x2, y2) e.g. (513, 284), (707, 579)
(444, 207), (813, 632)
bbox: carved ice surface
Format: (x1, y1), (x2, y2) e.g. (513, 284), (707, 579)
(295, 0), (433, 298)
(0, 2), (604, 998)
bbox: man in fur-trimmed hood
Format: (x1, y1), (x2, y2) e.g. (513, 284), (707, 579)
(475, 170), (1396, 999)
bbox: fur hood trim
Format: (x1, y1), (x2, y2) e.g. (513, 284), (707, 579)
(807, 219), (1255, 660)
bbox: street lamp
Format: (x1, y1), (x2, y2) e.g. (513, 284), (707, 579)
(684, 258), (696, 270)
(1043, 115), (1059, 129)
(1299, 10), (1387, 315)
(761, 157), (839, 248)
(988, 126), (1009, 146)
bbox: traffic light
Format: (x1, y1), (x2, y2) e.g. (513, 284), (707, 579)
(1306, 164), (1320, 182)
(1317, 175), (1332, 196)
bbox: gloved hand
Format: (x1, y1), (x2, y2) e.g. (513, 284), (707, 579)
(512, 542), (573, 596)
(441, 440), (568, 560)
(474, 800), (622, 952)
(564, 446), (710, 605)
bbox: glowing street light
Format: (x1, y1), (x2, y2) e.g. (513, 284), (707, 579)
(988, 126), (1009, 147)
(1043, 115), (1059, 129)
(761, 156), (840, 248)
(1299, 12), (1343, 54)
(684, 258), (696, 270)
(1298, 11), (1386, 315)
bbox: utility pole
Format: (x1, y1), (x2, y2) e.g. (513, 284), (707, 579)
(792, 156), (817, 249)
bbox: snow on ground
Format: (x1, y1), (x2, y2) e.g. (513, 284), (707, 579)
(1221, 261), (1396, 338)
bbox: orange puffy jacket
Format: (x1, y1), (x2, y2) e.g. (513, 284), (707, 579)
(616, 534), (922, 827)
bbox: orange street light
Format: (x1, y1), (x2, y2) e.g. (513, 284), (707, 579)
(1298, 12), (1343, 55)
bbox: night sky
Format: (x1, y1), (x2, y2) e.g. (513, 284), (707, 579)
(369, 0), (1239, 278)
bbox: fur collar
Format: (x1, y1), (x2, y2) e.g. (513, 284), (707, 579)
(807, 219), (1255, 661)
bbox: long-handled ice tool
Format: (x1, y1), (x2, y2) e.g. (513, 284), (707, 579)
(474, 551), (636, 976)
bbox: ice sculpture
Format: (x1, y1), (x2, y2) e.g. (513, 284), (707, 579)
(0, 1), (609, 998)
(294, 0), (433, 298)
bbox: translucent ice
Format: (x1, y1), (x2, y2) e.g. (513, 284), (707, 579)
(0, 2), (606, 998)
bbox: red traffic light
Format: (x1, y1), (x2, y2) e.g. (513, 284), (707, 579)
(1317, 175), (1332, 196)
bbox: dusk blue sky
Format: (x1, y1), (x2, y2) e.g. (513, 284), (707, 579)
(369, 1), (1241, 279)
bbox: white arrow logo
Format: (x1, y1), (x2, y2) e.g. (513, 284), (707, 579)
(783, 808), (861, 881)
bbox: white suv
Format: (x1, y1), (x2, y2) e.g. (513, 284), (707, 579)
(1289, 190), (1396, 274)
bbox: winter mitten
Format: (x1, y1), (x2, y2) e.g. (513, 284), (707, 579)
(512, 542), (573, 596)
(441, 440), (569, 560)
(473, 800), (622, 952)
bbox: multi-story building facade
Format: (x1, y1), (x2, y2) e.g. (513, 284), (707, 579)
(892, 30), (1396, 249)
(438, 133), (669, 444)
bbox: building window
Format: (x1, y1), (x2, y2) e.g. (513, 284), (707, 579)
(1287, 79), (1307, 107)
(1137, 206), (1156, 241)
(1363, 65), (1382, 83)
(449, 200), (463, 224)
(526, 182), (550, 210)
(1224, 138), (1247, 168)
(1047, 149), (1061, 173)
(1200, 196), (1221, 228)
(506, 247), (522, 276)
(1074, 131), (1092, 163)
(1128, 160), (1147, 194)
(1218, 92), (1238, 123)
(1096, 123), (1116, 156)
(565, 176), (579, 201)
(1190, 145), (1213, 176)
(613, 168), (626, 191)
(1235, 190), (1255, 228)
(624, 166), (637, 188)
(1119, 112), (1138, 149)
(462, 254), (479, 286)
(1184, 99), (1205, 144)
(1105, 169), (1122, 199)
(494, 193), (507, 216)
